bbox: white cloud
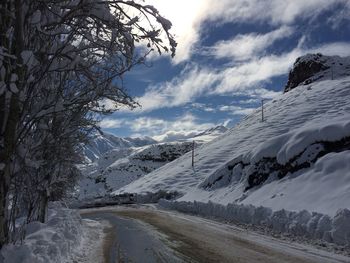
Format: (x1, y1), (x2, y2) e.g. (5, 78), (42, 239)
(190, 103), (216, 112)
(100, 118), (124, 128)
(144, 0), (346, 63)
(211, 41), (350, 95)
(129, 51), (294, 113)
(238, 98), (260, 105)
(133, 64), (218, 112)
(310, 42), (350, 57)
(247, 88), (282, 100)
(207, 26), (294, 60)
(136, 113), (215, 141)
(102, 113), (215, 140)
(153, 130), (200, 142)
(132, 41), (350, 113)
(145, 0), (208, 63)
(203, 0), (344, 26)
(129, 117), (167, 132)
(214, 50), (301, 94)
(327, 1), (350, 28)
(218, 105), (256, 116)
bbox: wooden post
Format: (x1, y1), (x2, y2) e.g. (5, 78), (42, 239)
(331, 68), (334, 80)
(261, 99), (264, 122)
(192, 140), (195, 167)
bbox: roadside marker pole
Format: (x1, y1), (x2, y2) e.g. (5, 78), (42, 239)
(331, 68), (334, 80)
(261, 99), (264, 122)
(192, 140), (195, 167)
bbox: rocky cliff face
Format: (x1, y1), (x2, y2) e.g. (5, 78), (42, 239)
(284, 53), (350, 92)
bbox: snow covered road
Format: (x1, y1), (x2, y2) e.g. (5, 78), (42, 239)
(80, 205), (350, 263)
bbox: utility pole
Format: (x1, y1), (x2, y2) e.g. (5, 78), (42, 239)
(331, 67), (334, 80)
(192, 140), (195, 167)
(261, 99), (264, 122)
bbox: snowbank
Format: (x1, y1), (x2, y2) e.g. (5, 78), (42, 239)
(246, 115), (350, 165)
(0, 203), (84, 263)
(159, 200), (350, 246)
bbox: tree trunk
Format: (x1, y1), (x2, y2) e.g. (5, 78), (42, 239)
(0, 169), (9, 249)
(0, 0), (25, 247)
(38, 191), (49, 223)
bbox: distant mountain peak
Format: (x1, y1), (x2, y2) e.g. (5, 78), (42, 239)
(82, 132), (157, 163)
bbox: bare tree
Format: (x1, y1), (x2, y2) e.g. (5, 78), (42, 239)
(0, 0), (176, 247)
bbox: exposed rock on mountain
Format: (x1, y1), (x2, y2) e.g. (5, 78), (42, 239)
(284, 53), (350, 92)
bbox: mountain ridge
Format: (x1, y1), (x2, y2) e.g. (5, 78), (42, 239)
(117, 54), (350, 218)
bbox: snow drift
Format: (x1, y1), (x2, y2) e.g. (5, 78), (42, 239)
(0, 203), (84, 263)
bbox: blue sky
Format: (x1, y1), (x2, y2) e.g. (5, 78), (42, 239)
(101, 0), (350, 141)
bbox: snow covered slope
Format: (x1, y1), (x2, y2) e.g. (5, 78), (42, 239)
(82, 132), (157, 163)
(191, 125), (228, 143)
(118, 54), (350, 217)
(78, 142), (193, 200)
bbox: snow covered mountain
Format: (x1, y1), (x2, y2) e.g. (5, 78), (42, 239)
(117, 54), (350, 217)
(78, 124), (228, 200)
(78, 142), (194, 200)
(82, 132), (157, 163)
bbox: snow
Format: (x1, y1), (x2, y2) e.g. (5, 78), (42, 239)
(159, 199), (350, 246)
(241, 151), (350, 216)
(117, 66), (350, 217)
(77, 142), (193, 200)
(81, 132), (156, 163)
(248, 116), (350, 165)
(0, 203), (103, 263)
(77, 126), (226, 200)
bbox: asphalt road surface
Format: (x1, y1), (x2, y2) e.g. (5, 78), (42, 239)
(80, 205), (350, 263)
